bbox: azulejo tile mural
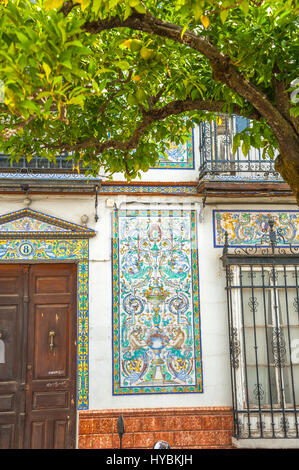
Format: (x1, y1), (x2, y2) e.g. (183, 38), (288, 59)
(112, 209), (202, 395)
(213, 210), (299, 247)
(153, 132), (194, 169)
(0, 209), (96, 410)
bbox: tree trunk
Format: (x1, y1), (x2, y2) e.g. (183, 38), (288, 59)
(275, 153), (299, 206)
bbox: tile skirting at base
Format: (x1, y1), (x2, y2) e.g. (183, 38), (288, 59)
(78, 406), (234, 449)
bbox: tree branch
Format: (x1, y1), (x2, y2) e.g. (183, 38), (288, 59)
(271, 64), (299, 135)
(45, 98), (260, 154)
(84, 12), (222, 63)
(83, 11), (299, 163)
(59, 1), (77, 17)
(99, 70), (133, 114)
(2, 114), (36, 139)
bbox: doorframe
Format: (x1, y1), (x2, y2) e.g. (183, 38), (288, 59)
(0, 240), (91, 413)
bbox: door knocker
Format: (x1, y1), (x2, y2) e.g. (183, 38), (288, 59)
(49, 330), (56, 352)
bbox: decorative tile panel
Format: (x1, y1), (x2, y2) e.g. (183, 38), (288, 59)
(0, 209), (96, 409)
(112, 210), (202, 395)
(0, 208), (95, 239)
(153, 132), (194, 169)
(213, 210), (299, 247)
(0, 216), (66, 233)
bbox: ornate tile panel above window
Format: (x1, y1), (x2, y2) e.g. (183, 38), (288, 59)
(0, 208), (96, 410)
(112, 209), (202, 395)
(213, 210), (299, 248)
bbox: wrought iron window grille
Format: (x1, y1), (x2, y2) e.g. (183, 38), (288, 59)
(0, 153), (91, 174)
(222, 218), (299, 439)
(222, 218), (299, 261)
(198, 115), (281, 180)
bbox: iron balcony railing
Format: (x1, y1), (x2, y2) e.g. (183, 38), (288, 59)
(222, 221), (299, 440)
(199, 115), (280, 179)
(0, 153), (90, 174)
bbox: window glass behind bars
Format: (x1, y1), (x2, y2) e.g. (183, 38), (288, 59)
(228, 264), (299, 438)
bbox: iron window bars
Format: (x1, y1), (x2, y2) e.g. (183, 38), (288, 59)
(198, 115), (280, 179)
(0, 153), (91, 173)
(222, 219), (299, 439)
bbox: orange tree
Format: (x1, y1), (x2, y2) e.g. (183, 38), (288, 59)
(0, 0), (298, 200)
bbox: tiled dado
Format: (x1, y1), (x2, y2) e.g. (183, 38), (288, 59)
(78, 407), (234, 449)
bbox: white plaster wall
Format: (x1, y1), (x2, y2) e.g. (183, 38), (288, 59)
(89, 198), (296, 410)
(0, 194), (296, 411)
(100, 126), (200, 183)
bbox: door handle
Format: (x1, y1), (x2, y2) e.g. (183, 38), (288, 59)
(49, 330), (55, 352)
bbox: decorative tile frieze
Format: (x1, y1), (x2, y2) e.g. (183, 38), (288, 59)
(0, 172), (99, 180)
(213, 210), (299, 247)
(112, 209), (202, 395)
(100, 183), (198, 195)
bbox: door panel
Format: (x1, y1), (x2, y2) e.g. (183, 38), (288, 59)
(54, 420), (67, 449)
(0, 305), (18, 379)
(0, 423), (15, 449)
(33, 304), (69, 378)
(0, 263), (77, 449)
(0, 265), (25, 449)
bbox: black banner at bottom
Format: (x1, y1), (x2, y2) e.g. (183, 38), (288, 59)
(0, 448), (295, 466)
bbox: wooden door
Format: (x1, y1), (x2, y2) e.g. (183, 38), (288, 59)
(0, 265), (26, 449)
(0, 263), (77, 449)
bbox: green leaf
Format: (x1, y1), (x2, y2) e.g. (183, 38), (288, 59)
(127, 94), (138, 105)
(61, 60), (72, 69)
(242, 141), (249, 156)
(240, 1), (249, 16)
(42, 62), (51, 81)
(130, 39), (143, 52)
(136, 88), (147, 102)
(69, 95), (85, 107)
(134, 3), (146, 14)
(181, 23), (190, 39)
(91, 0), (102, 14)
(233, 134), (241, 154)
(123, 5), (132, 20)
(220, 9), (229, 24)
(193, 5), (203, 21)
(140, 47), (155, 60)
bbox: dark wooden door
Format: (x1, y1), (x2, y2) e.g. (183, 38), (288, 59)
(0, 263), (77, 449)
(0, 265), (26, 449)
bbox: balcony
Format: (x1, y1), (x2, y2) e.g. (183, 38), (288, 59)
(0, 153), (88, 173)
(198, 115), (281, 181)
(0, 153), (99, 194)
